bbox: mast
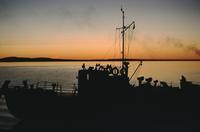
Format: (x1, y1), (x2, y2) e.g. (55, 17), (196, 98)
(116, 7), (136, 77)
(121, 8), (125, 66)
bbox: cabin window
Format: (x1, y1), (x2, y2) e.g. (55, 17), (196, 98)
(87, 74), (89, 80)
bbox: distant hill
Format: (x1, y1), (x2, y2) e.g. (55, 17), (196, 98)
(0, 57), (68, 62)
(0, 57), (199, 62)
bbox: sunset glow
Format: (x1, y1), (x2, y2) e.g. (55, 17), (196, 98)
(0, 0), (200, 59)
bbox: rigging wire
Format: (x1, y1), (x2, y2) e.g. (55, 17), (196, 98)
(126, 29), (129, 58)
(129, 61), (142, 85)
(130, 27), (134, 58)
(124, 24), (135, 59)
(103, 27), (124, 61)
(114, 29), (117, 59)
(129, 25), (135, 59)
(130, 30), (136, 59)
(118, 28), (121, 59)
(102, 43), (114, 60)
(127, 28), (130, 58)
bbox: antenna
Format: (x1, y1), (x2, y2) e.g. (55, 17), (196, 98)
(116, 7), (135, 67)
(121, 7), (125, 66)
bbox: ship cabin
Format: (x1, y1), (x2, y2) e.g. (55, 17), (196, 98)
(77, 62), (131, 99)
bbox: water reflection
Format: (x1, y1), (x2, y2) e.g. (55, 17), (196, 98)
(0, 61), (199, 88)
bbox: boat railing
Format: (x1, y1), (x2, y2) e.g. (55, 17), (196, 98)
(0, 95), (8, 112)
(192, 81), (200, 85)
(35, 81), (78, 95)
(36, 81), (60, 89)
(1, 80), (78, 95)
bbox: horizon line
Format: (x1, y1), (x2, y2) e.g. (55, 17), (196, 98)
(0, 56), (200, 62)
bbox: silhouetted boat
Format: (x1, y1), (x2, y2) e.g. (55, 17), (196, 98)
(0, 8), (200, 131)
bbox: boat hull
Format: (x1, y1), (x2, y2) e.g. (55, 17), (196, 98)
(5, 91), (79, 120)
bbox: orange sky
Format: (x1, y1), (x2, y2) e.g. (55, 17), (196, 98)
(0, 0), (200, 59)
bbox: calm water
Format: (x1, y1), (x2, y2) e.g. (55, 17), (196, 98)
(0, 61), (200, 130)
(0, 61), (199, 88)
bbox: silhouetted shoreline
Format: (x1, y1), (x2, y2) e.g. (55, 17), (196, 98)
(0, 57), (200, 62)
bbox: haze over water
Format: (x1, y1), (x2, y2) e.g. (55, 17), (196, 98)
(0, 61), (199, 88)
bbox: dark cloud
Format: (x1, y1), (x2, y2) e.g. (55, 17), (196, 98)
(165, 37), (183, 48)
(76, 5), (96, 27)
(0, 0), (96, 29)
(0, 0), (12, 18)
(187, 44), (200, 56)
(165, 37), (200, 57)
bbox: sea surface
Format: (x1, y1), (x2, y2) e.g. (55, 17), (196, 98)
(0, 61), (199, 88)
(0, 61), (200, 131)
